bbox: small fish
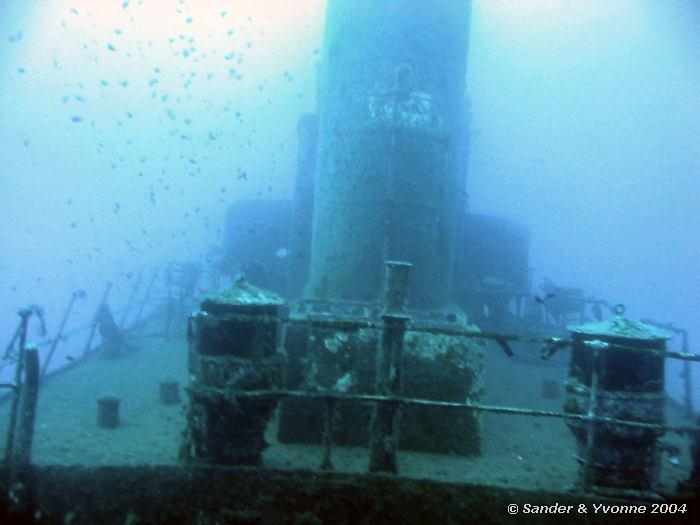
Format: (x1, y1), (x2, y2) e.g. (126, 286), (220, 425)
(534, 293), (556, 304)
(66, 355), (75, 362)
(8, 31), (23, 43)
(275, 248), (289, 259)
(237, 171), (247, 181)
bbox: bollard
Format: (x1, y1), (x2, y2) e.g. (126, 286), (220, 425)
(97, 396), (121, 429)
(564, 311), (669, 494)
(369, 261), (411, 474)
(182, 275), (285, 466)
(159, 380), (181, 405)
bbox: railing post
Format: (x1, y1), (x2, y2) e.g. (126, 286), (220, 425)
(369, 261), (411, 474)
(84, 282), (112, 357)
(581, 344), (600, 493)
(164, 263), (175, 340)
(7, 346), (40, 513)
(683, 413), (700, 495)
(320, 398), (336, 471)
(12, 347), (40, 467)
(680, 331), (694, 419)
(4, 308), (32, 465)
(42, 290), (84, 377)
(119, 272), (143, 328)
(134, 268), (158, 333)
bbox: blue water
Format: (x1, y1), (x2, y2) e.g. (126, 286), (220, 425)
(0, 0), (698, 406)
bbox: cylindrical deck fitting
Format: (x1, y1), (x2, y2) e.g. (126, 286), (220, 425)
(159, 380), (181, 405)
(97, 396), (121, 429)
(182, 276), (285, 466)
(308, 0), (471, 310)
(565, 313), (669, 493)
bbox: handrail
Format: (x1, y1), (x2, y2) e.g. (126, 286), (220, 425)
(642, 318), (695, 420)
(193, 386), (700, 436)
(184, 310), (700, 363)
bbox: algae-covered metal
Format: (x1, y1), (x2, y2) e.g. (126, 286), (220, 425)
(565, 313), (670, 493)
(308, 0), (471, 310)
(182, 276), (285, 465)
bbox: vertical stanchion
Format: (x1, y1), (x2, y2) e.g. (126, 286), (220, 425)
(134, 268), (158, 333)
(320, 398), (335, 471)
(4, 308), (32, 465)
(581, 344), (601, 493)
(5, 341), (39, 514)
(681, 331), (694, 420)
(12, 347), (40, 467)
(3, 324), (23, 364)
(83, 282), (112, 358)
(119, 272), (143, 328)
(683, 414), (700, 494)
(41, 290), (84, 377)
(164, 263), (174, 339)
(369, 261), (411, 474)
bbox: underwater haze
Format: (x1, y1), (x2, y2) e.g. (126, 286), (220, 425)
(0, 0), (324, 367)
(1, 0), (699, 412)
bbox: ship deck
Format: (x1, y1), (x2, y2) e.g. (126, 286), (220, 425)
(0, 323), (692, 495)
